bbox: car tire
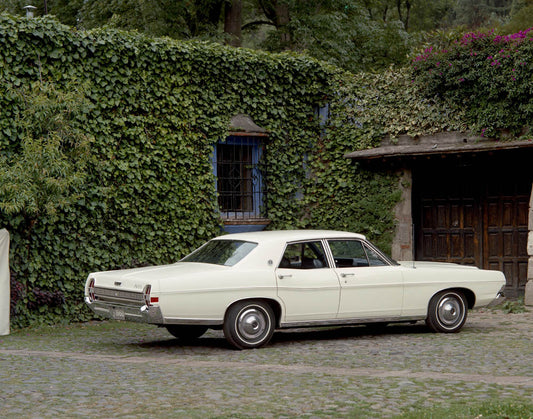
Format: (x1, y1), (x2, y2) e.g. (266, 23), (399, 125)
(426, 290), (467, 333)
(166, 325), (208, 340)
(223, 300), (275, 350)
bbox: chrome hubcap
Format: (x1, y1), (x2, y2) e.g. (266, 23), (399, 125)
(237, 307), (268, 342)
(437, 296), (463, 326)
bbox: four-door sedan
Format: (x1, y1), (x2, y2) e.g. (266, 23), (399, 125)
(85, 230), (505, 349)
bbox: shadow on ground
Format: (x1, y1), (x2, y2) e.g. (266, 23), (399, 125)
(130, 322), (433, 350)
(119, 317), (498, 352)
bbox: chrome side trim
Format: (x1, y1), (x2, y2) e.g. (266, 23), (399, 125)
(163, 318), (223, 326)
(280, 316), (426, 329)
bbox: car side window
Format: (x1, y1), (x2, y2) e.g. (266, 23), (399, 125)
(328, 240), (369, 268)
(278, 241), (328, 269)
(328, 240), (390, 268)
(364, 243), (388, 266)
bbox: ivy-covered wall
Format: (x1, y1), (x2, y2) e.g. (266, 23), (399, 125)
(0, 15), (401, 327)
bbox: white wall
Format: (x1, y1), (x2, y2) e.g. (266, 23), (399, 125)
(0, 229), (9, 335)
(525, 184), (533, 306)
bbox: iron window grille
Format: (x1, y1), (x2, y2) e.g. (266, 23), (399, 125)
(213, 136), (267, 220)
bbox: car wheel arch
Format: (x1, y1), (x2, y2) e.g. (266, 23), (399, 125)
(225, 298), (282, 328)
(435, 287), (475, 309)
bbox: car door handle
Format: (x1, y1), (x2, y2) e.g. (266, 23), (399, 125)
(340, 273), (355, 278)
(278, 274), (292, 279)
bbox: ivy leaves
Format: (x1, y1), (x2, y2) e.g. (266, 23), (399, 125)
(0, 14), (404, 327)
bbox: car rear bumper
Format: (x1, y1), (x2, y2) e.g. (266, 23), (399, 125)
(85, 297), (164, 324)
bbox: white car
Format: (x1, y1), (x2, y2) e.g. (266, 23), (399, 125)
(84, 230), (505, 349)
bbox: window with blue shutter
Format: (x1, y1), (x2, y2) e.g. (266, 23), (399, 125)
(213, 135), (269, 232)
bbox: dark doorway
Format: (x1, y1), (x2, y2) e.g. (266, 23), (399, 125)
(413, 150), (532, 297)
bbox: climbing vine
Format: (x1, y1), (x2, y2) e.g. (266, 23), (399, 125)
(3, 15), (526, 328)
(1, 15), (399, 327)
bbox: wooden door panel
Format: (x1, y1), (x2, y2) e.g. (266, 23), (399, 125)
(417, 196), (480, 266)
(484, 193), (529, 296)
(414, 155), (532, 297)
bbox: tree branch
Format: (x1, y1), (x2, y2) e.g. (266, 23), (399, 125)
(241, 20), (276, 30)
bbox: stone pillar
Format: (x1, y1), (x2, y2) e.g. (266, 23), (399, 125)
(525, 183), (533, 306)
(392, 169), (414, 261)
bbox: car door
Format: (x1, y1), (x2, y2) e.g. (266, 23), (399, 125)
(276, 240), (341, 322)
(327, 239), (404, 319)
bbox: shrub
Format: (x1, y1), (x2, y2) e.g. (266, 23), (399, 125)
(411, 27), (533, 138)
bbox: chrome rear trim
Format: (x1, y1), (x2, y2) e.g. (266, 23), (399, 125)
(92, 286), (144, 305)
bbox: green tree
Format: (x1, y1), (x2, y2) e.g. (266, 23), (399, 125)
(503, 0), (533, 32)
(246, 1), (412, 71)
(2, 0), (530, 74)
(0, 82), (91, 236)
(450, 0), (513, 28)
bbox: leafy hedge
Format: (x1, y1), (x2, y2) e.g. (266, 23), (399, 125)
(0, 15), (402, 327)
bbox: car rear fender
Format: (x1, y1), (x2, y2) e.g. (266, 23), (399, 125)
(225, 298), (283, 328)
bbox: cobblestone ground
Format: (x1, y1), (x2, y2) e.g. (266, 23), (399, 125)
(0, 307), (531, 418)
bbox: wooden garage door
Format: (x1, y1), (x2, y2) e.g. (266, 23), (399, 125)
(414, 155), (531, 297)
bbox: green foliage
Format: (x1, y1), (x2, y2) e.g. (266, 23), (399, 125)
(0, 14), (403, 327)
(249, 1), (414, 72)
(494, 297), (528, 314)
(0, 82), (91, 218)
(411, 27), (533, 138)
(504, 0), (533, 33)
(1, 13), (528, 329)
(451, 0), (513, 29)
(0, 134), (86, 216)
(4, 0), (532, 75)
(2, 14), (528, 329)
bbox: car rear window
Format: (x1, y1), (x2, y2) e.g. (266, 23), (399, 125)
(181, 240), (257, 266)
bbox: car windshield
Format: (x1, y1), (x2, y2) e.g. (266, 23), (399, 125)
(181, 240), (257, 266)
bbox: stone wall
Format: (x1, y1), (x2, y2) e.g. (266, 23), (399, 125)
(392, 170), (414, 261)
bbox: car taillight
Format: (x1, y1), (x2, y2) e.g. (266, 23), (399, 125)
(143, 285), (152, 306)
(88, 278), (95, 302)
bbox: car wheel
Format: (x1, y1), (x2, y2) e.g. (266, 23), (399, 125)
(166, 325), (208, 340)
(223, 300), (275, 350)
(426, 290), (467, 333)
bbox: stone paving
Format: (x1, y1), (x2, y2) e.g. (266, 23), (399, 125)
(0, 307), (531, 418)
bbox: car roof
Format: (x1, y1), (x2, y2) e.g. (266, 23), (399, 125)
(213, 230), (366, 244)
